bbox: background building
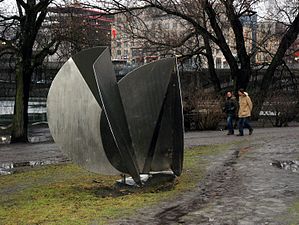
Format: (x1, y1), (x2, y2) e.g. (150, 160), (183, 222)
(48, 2), (113, 61)
(111, 10), (298, 70)
(111, 9), (187, 64)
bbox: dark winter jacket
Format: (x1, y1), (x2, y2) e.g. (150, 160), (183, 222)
(223, 97), (237, 117)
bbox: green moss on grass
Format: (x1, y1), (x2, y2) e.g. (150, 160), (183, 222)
(287, 200), (299, 225)
(0, 144), (232, 224)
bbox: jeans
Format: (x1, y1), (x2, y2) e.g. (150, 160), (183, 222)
(227, 115), (234, 134)
(238, 117), (252, 135)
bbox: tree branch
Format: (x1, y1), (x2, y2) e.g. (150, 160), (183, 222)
(260, 11), (299, 92)
(0, 15), (21, 21)
(33, 38), (61, 67)
(16, 0), (27, 10)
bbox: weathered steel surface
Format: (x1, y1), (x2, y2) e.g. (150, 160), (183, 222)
(118, 58), (176, 172)
(47, 47), (184, 185)
(93, 48), (141, 185)
(47, 57), (120, 175)
(72, 47), (106, 105)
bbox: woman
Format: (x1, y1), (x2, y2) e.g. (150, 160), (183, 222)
(237, 89), (253, 136)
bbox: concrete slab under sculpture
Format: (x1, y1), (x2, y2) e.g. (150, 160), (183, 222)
(47, 47), (184, 185)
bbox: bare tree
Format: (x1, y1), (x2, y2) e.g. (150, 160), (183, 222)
(0, 0), (63, 142)
(254, 0), (299, 116)
(0, 0), (112, 142)
(106, 2), (222, 91)
(88, 0), (299, 114)
(88, 0), (256, 88)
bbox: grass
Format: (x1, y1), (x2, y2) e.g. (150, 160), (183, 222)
(0, 144), (231, 225)
(278, 199), (299, 225)
(287, 200), (299, 225)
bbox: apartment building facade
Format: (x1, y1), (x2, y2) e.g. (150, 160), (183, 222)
(111, 8), (298, 69)
(111, 9), (187, 64)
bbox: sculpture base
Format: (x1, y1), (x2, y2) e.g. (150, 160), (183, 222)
(116, 171), (176, 187)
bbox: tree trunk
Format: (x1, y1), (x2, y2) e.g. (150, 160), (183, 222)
(235, 65), (251, 90)
(252, 13), (299, 119)
(203, 0), (240, 91)
(11, 63), (31, 143)
(223, 0), (251, 92)
(202, 33), (221, 92)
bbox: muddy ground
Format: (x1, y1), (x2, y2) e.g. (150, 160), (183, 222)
(1, 127), (299, 224)
(110, 127), (299, 225)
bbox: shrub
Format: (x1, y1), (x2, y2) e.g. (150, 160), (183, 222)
(183, 90), (224, 130)
(262, 91), (299, 127)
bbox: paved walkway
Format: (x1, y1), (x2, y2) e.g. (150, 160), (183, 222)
(1, 126), (295, 164)
(1, 127), (299, 224)
(111, 127), (299, 225)
(182, 127), (299, 225)
(0, 126), (68, 173)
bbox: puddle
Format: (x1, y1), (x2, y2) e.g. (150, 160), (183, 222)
(0, 135), (10, 144)
(0, 100), (47, 115)
(0, 159), (67, 176)
(271, 160), (299, 173)
(0, 163), (14, 175)
(1, 134), (52, 144)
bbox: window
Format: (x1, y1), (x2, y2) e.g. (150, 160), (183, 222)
(216, 58), (222, 68)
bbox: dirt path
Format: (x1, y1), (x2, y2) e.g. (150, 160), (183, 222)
(111, 127), (299, 225)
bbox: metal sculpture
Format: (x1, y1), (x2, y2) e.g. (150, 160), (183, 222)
(47, 47), (184, 185)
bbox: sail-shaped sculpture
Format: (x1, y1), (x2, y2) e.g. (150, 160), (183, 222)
(47, 47), (184, 185)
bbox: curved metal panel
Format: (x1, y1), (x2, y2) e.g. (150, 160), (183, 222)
(93, 48), (141, 185)
(47, 58), (120, 175)
(72, 47), (107, 106)
(100, 112), (129, 174)
(151, 71), (184, 175)
(72, 47), (125, 173)
(118, 58), (176, 171)
(150, 75), (176, 172)
(170, 70), (184, 176)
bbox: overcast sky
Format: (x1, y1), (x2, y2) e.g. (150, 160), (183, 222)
(0, 0), (268, 13)
(0, 0), (294, 22)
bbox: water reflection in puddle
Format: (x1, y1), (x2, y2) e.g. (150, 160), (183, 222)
(0, 100), (47, 115)
(0, 163), (14, 175)
(0, 135), (10, 144)
(0, 159), (64, 175)
(271, 160), (299, 173)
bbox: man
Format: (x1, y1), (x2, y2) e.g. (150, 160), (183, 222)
(237, 88), (253, 136)
(223, 91), (237, 135)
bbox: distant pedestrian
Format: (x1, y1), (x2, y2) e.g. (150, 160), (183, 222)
(223, 91), (238, 135)
(237, 88), (253, 136)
